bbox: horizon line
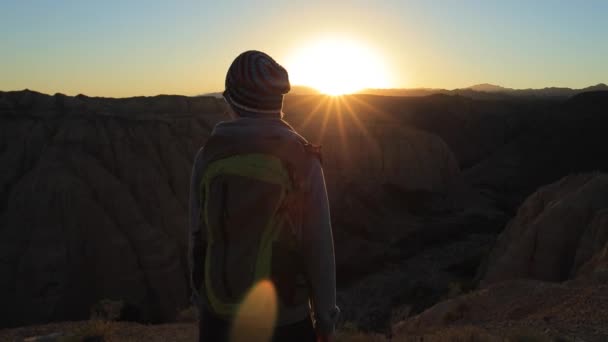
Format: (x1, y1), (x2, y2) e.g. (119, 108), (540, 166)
(2, 82), (608, 100)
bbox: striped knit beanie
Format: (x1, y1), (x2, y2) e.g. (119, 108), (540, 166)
(223, 50), (290, 117)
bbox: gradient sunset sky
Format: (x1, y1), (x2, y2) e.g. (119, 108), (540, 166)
(1, 0), (607, 97)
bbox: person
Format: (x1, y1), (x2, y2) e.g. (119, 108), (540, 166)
(189, 50), (339, 342)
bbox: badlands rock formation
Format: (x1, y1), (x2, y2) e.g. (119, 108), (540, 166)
(0, 90), (225, 326)
(481, 173), (608, 285)
(395, 173), (608, 341)
(0, 90), (460, 327)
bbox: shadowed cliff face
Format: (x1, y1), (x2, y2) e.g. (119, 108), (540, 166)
(0, 91), (226, 326)
(0, 91), (461, 327)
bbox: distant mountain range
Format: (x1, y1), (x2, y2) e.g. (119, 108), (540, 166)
(351, 83), (608, 99)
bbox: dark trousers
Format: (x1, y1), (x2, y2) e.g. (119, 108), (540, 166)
(198, 309), (316, 342)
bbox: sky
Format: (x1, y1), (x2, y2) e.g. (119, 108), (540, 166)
(1, 0), (607, 97)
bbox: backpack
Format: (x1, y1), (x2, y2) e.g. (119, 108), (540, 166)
(198, 125), (321, 318)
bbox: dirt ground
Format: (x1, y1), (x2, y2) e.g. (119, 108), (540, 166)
(0, 321), (198, 342)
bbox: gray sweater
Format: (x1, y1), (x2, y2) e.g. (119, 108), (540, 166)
(188, 118), (339, 333)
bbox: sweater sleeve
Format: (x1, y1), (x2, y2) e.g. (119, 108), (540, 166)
(188, 148), (206, 303)
(301, 158), (340, 334)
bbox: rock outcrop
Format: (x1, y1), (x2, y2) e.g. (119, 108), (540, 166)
(481, 173), (608, 286)
(392, 172), (608, 340)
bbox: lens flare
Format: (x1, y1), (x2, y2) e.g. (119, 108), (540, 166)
(230, 279), (278, 342)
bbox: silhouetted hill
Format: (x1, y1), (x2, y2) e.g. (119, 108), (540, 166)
(467, 83), (511, 92)
(356, 83), (608, 100)
(199, 91), (223, 97)
(288, 85), (321, 95)
(565, 90), (608, 108)
(355, 88), (450, 97)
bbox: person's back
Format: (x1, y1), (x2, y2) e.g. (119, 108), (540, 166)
(189, 51), (339, 342)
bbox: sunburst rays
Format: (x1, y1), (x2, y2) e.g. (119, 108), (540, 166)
(286, 94), (387, 163)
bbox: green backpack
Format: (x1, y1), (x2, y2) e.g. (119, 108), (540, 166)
(199, 134), (320, 318)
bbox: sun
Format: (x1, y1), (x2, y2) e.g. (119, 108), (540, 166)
(286, 38), (391, 96)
